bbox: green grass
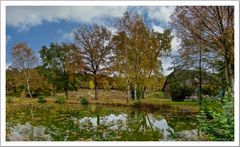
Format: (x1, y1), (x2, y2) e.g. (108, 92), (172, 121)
(6, 89), (200, 113)
(141, 97), (198, 105)
(37, 95), (46, 103)
(6, 96), (13, 103)
(56, 96), (66, 104)
(146, 92), (165, 99)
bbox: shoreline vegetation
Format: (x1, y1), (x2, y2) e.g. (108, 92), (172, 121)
(7, 89), (199, 113)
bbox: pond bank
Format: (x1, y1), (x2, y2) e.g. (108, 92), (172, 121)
(9, 97), (200, 113)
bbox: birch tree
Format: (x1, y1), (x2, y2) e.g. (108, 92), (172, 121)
(112, 12), (172, 101)
(11, 42), (37, 98)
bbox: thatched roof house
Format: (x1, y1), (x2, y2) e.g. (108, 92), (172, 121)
(162, 69), (219, 99)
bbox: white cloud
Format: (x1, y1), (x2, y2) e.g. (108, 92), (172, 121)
(146, 6), (175, 23)
(6, 63), (11, 69)
(62, 31), (74, 41)
(56, 29), (74, 42)
(171, 31), (180, 55)
(7, 6), (127, 30)
(152, 25), (164, 33)
(162, 57), (173, 76)
(108, 27), (118, 35)
(6, 35), (11, 43)
(6, 6), (175, 31)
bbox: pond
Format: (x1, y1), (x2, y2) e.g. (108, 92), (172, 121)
(6, 103), (199, 141)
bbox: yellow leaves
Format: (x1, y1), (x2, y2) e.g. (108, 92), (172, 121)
(89, 80), (95, 89)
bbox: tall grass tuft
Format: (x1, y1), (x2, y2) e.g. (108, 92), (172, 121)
(37, 95), (46, 103)
(56, 96), (66, 104)
(80, 97), (89, 105)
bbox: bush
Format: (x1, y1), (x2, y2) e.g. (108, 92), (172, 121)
(170, 83), (194, 101)
(56, 96), (66, 104)
(197, 89), (234, 141)
(153, 92), (164, 98)
(6, 96), (13, 103)
(80, 97), (89, 105)
(32, 88), (52, 97)
(133, 100), (141, 107)
(201, 85), (219, 97)
(37, 95), (46, 103)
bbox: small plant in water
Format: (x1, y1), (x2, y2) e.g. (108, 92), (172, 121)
(56, 96), (66, 104)
(37, 96), (46, 103)
(80, 97), (89, 105)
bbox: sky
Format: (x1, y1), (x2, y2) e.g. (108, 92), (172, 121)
(6, 6), (179, 75)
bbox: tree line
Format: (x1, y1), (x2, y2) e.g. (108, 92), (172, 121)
(8, 11), (172, 101)
(7, 6), (234, 101)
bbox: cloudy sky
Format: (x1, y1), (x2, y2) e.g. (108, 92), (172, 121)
(6, 6), (178, 75)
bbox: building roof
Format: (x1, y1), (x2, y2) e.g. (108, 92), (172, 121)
(162, 68), (218, 92)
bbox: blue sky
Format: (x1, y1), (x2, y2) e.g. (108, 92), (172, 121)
(6, 6), (178, 75)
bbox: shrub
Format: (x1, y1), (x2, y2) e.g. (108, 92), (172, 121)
(56, 96), (66, 104)
(197, 89), (234, 141)
(201, 85), (219, 97)
(6, 96), (13, 103)
(37, 95), (46, 103)
(170, 83), (194, 101)
(154, 92), (164, 98)
(32, 88), (52, 97)
(80, 97), (89, 105)
(133, 100), (141, 107)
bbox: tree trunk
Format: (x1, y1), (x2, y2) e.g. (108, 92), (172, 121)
(74, 85), (78, 92)
(134, 85), (137, 101)
(26, 79), (32, 98)
(222, 34), (233, 90)
(141, 87), (146, 99)
(53, 84), (57, 96)
(199, 47), (202, 102)
(24, 70), (32, 98)
(64, 87), (69, 99)
(127, 80), (130, 103)
(94, 76), (98, 100)
(95, 86), (98, 100)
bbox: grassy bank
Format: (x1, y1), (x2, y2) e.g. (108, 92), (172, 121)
(7, 89), (200, 113)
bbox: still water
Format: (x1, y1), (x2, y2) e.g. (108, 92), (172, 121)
(6, 103), (198, 141)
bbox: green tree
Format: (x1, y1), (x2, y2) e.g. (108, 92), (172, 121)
(39, 43), (83, 99)
(11, 42), (37, 98)
(74, 24), (112, 99)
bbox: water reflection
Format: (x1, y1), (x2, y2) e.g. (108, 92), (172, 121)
(73, 113), (173, 140)
(7, 104), (197, 141)
(146, 114), (174, 140)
